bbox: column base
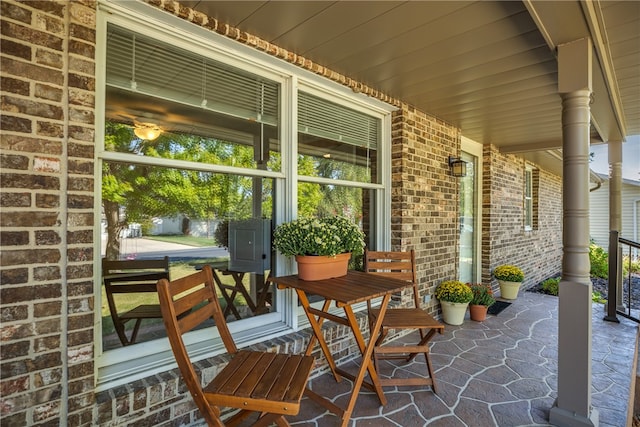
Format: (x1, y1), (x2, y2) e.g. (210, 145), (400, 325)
(549, 401), (598, 427)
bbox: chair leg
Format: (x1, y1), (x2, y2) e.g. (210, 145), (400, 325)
(406, 328), (437, 362)
(425, 351), (437, 394)
(129, 318), (143, 344)
(254, 413), (288, 427)
(224, 410), (254, 427)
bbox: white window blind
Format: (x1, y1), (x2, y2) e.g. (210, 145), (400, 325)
(298, 91), (379, 149)
(106, 24), (278, 126)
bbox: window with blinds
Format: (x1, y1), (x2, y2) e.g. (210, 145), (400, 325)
(106, 24), (279, 126)
(297, 91), (380, 183)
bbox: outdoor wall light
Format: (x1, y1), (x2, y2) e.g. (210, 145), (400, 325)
(133, 123), (162, 140)
(448, 156), (468, 177)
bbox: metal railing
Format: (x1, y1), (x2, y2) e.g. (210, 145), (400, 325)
(604, 230), (640, 323)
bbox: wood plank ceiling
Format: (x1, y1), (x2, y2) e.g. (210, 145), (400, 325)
(179, 0), (639, 173)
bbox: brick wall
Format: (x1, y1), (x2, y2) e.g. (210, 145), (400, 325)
(1, 0), (97, 425)
(0, 0), (563, 426)
(391, 106), (460, 315)
(481, 144), (563, 291)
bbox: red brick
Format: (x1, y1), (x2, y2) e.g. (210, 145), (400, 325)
(33, 367), (62, 387)
(1, 1), (32, 24)
(1, 306), (29, 322)
(0, 231), (29, 245)
(67, 328), (93, 347)
(68, 141), (93, 157)
(67, 176), (93, 191)
(0, 192), (31, 207)
(35, 230), (61, 245)
(68, 73), (94, 91)
(0, 211), (60, 227)
(34, 48), (63, 69)
(1, 323), (35, 340)
(1, 283), (61, 303)
(68, 126), (94, 142)
(67, 194), (93, 209)
(1, 95), (64, 120)
(1, 340), (30, 358)
(0, 20), (63, 50)
(0, 268), (28, 285)
(22, 1), (66, 17)
(0, 57), (64, 86)
(34, 336), (61, 353)
(35, 193), (60, 208)
(35, 318), (61, 335)
(1, 134), (63, 155)
(33, 265), (61, 281)
(66, 263), (92, 280)
(70, 23), (95, 43)
(34, 301), (61, 317)
(1, 376), (30, 396)
(66, 229), (92, 244)
(1, 115), (32, 133)
(68, 107), (94, 124)
(67, 280), (92, 297)
(34, 84), (63, 102)
(1, 76), (30, 95)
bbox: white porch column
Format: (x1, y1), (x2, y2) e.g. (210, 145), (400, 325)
(550, 38), (598, 427)
(608, 141), (624, 309)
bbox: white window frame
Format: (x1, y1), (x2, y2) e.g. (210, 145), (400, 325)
(95, 0), (393, 390)
(524, 167), (533, 231)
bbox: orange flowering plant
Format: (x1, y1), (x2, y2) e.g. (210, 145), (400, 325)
(469, 284), (496, 307)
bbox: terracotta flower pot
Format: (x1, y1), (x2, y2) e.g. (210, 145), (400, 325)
(469, 304), (488, 322)
(295, 252), (351, 281)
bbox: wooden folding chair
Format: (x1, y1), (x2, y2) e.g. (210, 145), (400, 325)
(156, 265), (314, 427)
(364, 249), (444, 392)
(102, 257), (170, 346)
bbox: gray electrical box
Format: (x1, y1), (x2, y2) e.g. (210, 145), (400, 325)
(228, 219), (271, 273)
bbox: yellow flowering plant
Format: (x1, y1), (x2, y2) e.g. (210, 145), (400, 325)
(435, 280), (473, 304)
(493, 265), (524, 282)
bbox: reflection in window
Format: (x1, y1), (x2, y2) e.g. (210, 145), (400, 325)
(105, 23), (280, 171)
(298, 92), (379, 184)
(101, 158), (275, 350)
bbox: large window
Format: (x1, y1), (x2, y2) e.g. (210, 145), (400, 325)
(97, 4), (390, 388)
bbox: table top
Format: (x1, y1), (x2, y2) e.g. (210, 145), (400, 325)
(269, 270), (410, 307)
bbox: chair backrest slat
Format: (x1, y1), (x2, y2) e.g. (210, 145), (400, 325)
(159, 265), (237, 353)
(102, 256), (169, 274)
(364, 249), (419, 308)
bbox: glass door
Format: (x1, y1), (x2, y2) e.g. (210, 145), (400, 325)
(459, 137), (482, 283)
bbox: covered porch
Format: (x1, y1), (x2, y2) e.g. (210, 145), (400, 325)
(286, 291), (637, 426)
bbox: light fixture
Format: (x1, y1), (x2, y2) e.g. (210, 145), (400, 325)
(448, 156), (468, 177)
(133, 123), (162, 140)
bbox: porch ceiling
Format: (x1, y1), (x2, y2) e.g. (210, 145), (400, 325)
(181, 0), (640, 173)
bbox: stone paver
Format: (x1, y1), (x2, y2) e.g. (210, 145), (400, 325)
(285, 291), (638, 426)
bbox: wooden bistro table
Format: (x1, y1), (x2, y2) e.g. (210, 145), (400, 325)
(269, 270), (411, 427)
(196, 261), (272, 320)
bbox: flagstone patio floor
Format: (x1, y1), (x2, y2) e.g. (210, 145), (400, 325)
(286, 291), (639, 427)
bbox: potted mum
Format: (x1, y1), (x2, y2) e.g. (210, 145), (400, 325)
(469, 284), (496, 322)
(493, 264), (525, 300)
(435, 280), (473, 325)
(272, 216), (365, 281)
